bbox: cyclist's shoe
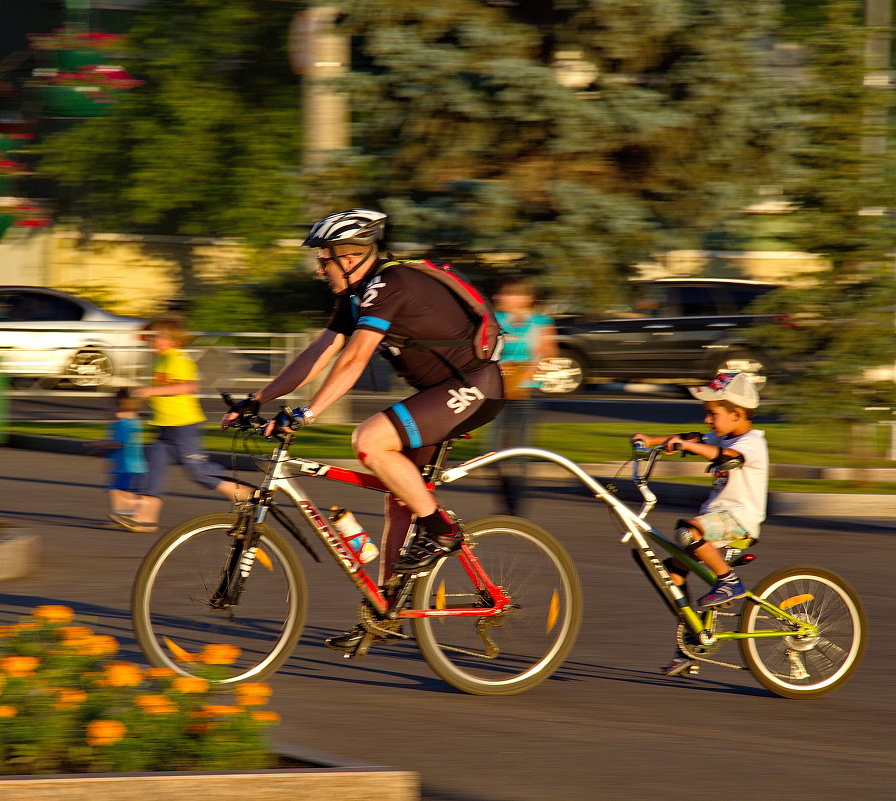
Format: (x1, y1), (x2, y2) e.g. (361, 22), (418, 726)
(325, 624), (402, 651)
(698, 576), (747, 607)
(662, 651), (698, 677)
(393, 529), (463, 574)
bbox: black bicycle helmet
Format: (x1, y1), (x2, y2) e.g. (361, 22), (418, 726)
(302, 209), (387, 248)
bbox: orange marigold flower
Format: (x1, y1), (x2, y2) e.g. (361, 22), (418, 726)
(236, 695), (269, 706)
(84, 635), (119, 657)
(250, 710), (281, 724)
(136, 694), (177, 715)
(59, 624), (93, 640)
(197, 704), (240, 718)
(145, 667), (177, 679)
(33, 605), (75, 624)
(0, 625), (18, 638)
(234, 681), (272, 698)
(0, 705), (18, 718)
(1, 655), (40, 677)
(200, 643), (241, 665)
(54, 688), (88, 709)
(86, 719), (127, 747)
(172, 676), (209, 694)
(102, 661), (143, 687)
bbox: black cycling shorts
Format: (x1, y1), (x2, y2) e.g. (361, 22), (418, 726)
(383, 361), (504, 450)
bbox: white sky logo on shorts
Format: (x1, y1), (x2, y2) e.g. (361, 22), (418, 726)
(361, 277), (387, 307)
(447, 386), (484, 414)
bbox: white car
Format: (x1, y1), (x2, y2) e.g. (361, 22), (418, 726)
(0, 286), (149, 387)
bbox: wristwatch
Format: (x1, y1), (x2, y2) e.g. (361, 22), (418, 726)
(299, 406), (316, 424)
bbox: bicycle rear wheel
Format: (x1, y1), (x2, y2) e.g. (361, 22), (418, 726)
(131, 513), (307, 685)
(412, 516), (582, 696)
(739, 566), (866, 699)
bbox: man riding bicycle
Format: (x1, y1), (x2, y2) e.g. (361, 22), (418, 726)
(222, 209), (505, 650)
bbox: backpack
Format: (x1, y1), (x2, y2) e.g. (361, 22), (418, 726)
(376, 259), (504, 382)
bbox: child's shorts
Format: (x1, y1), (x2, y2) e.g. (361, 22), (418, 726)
(107, 472), (145, 492)
(692, 510), (749, 546)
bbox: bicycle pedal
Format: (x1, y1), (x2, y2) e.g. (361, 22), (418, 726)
(685, 664), (701, 676)
(345, 632), (375, 660)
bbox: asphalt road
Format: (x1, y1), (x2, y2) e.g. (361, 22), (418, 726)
(0, 446), (892, 801)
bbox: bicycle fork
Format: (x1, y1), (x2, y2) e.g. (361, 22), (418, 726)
(209, 508), (262, 610)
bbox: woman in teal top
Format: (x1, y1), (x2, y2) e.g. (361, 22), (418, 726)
(489, 277), (556, 516)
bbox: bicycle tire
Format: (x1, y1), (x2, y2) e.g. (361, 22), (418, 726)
(412, 515), (583, 696)
(131, 513), (307, 685)
(738, 566), (866, 699)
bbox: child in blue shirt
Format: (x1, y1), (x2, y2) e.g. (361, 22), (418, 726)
(90, 389), (148, 520)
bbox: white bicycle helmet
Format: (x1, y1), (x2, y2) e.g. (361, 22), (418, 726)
(302, 209), (387, 248)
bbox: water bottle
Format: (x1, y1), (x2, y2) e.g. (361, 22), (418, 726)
(328, 506), (379, 564)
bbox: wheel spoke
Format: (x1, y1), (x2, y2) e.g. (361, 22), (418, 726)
(132, 514), (306, 684)
(739, 567), (866, 699)
(412, 516), (582, 696)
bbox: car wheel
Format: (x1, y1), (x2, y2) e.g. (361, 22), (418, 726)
(714, 350), (768, 392)
(535, 353), (586, 395)
(64, 350), (114, 387)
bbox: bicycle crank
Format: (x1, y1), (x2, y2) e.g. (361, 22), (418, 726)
(675, 622), (743, 672)
(343, 602), (411, 660)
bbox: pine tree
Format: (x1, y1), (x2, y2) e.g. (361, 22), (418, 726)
(750, 0), (896, 425)
(323, 0), (791, 307)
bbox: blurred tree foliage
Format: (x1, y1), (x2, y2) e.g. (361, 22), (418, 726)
(750, 0), (896, 424)
(36, 0), (303, 251)
(321, 0), (793, 310)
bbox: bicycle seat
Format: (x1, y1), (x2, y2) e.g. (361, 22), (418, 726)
(728, 538), (755, 550)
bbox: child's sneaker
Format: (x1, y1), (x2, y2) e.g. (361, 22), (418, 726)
(698, 576), (747, 607)
(662, 651), (698, 676)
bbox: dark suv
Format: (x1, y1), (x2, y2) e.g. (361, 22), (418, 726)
(537, 278), (781, 394)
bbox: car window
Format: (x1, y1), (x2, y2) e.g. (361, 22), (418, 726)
(668, 286), (720, 317)
(729, 285), (772, 312)
(4, 293), (85, 322)
(0, 293), (24, 322)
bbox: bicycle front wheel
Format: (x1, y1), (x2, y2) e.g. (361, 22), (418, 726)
(412, 516), (582, 696)
(739, 566), (866, 699)
(131, 513), (307, 685)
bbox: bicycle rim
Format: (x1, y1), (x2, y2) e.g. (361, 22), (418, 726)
(131, 513), (307, 684)
(738, 566), (866, 699)
(412, 516), (582, 696)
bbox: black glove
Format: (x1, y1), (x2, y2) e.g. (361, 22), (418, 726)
(229, 394), (260, 419)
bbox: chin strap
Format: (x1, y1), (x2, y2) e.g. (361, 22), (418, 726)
(333, 246), (377, 289)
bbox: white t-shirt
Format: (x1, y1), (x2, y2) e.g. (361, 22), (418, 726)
(699, 428), (768, 538)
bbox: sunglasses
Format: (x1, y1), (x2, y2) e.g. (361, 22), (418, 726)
(316, 252), (365, 268)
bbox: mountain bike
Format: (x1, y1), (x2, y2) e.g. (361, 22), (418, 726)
(443, 441), (867, 699)
(130, 407), (584, 697)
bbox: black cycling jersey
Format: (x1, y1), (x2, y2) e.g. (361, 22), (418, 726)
(325, 260), (504, 449)
(326, 261), (485, 390)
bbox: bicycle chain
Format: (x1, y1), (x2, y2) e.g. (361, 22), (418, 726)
(358, 602), (410, 640)
(676, 613), (744, 671)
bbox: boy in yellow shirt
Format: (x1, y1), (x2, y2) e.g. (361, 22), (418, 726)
(110, 313), (251, 533)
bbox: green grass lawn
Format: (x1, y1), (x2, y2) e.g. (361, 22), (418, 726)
(6, 420), (895, 494)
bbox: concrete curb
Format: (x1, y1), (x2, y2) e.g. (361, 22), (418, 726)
(0, 528), (40, 581)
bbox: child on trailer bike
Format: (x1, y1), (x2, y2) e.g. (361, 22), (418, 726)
(632, 371), (769, 677)
(221, 209), (505, 652)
